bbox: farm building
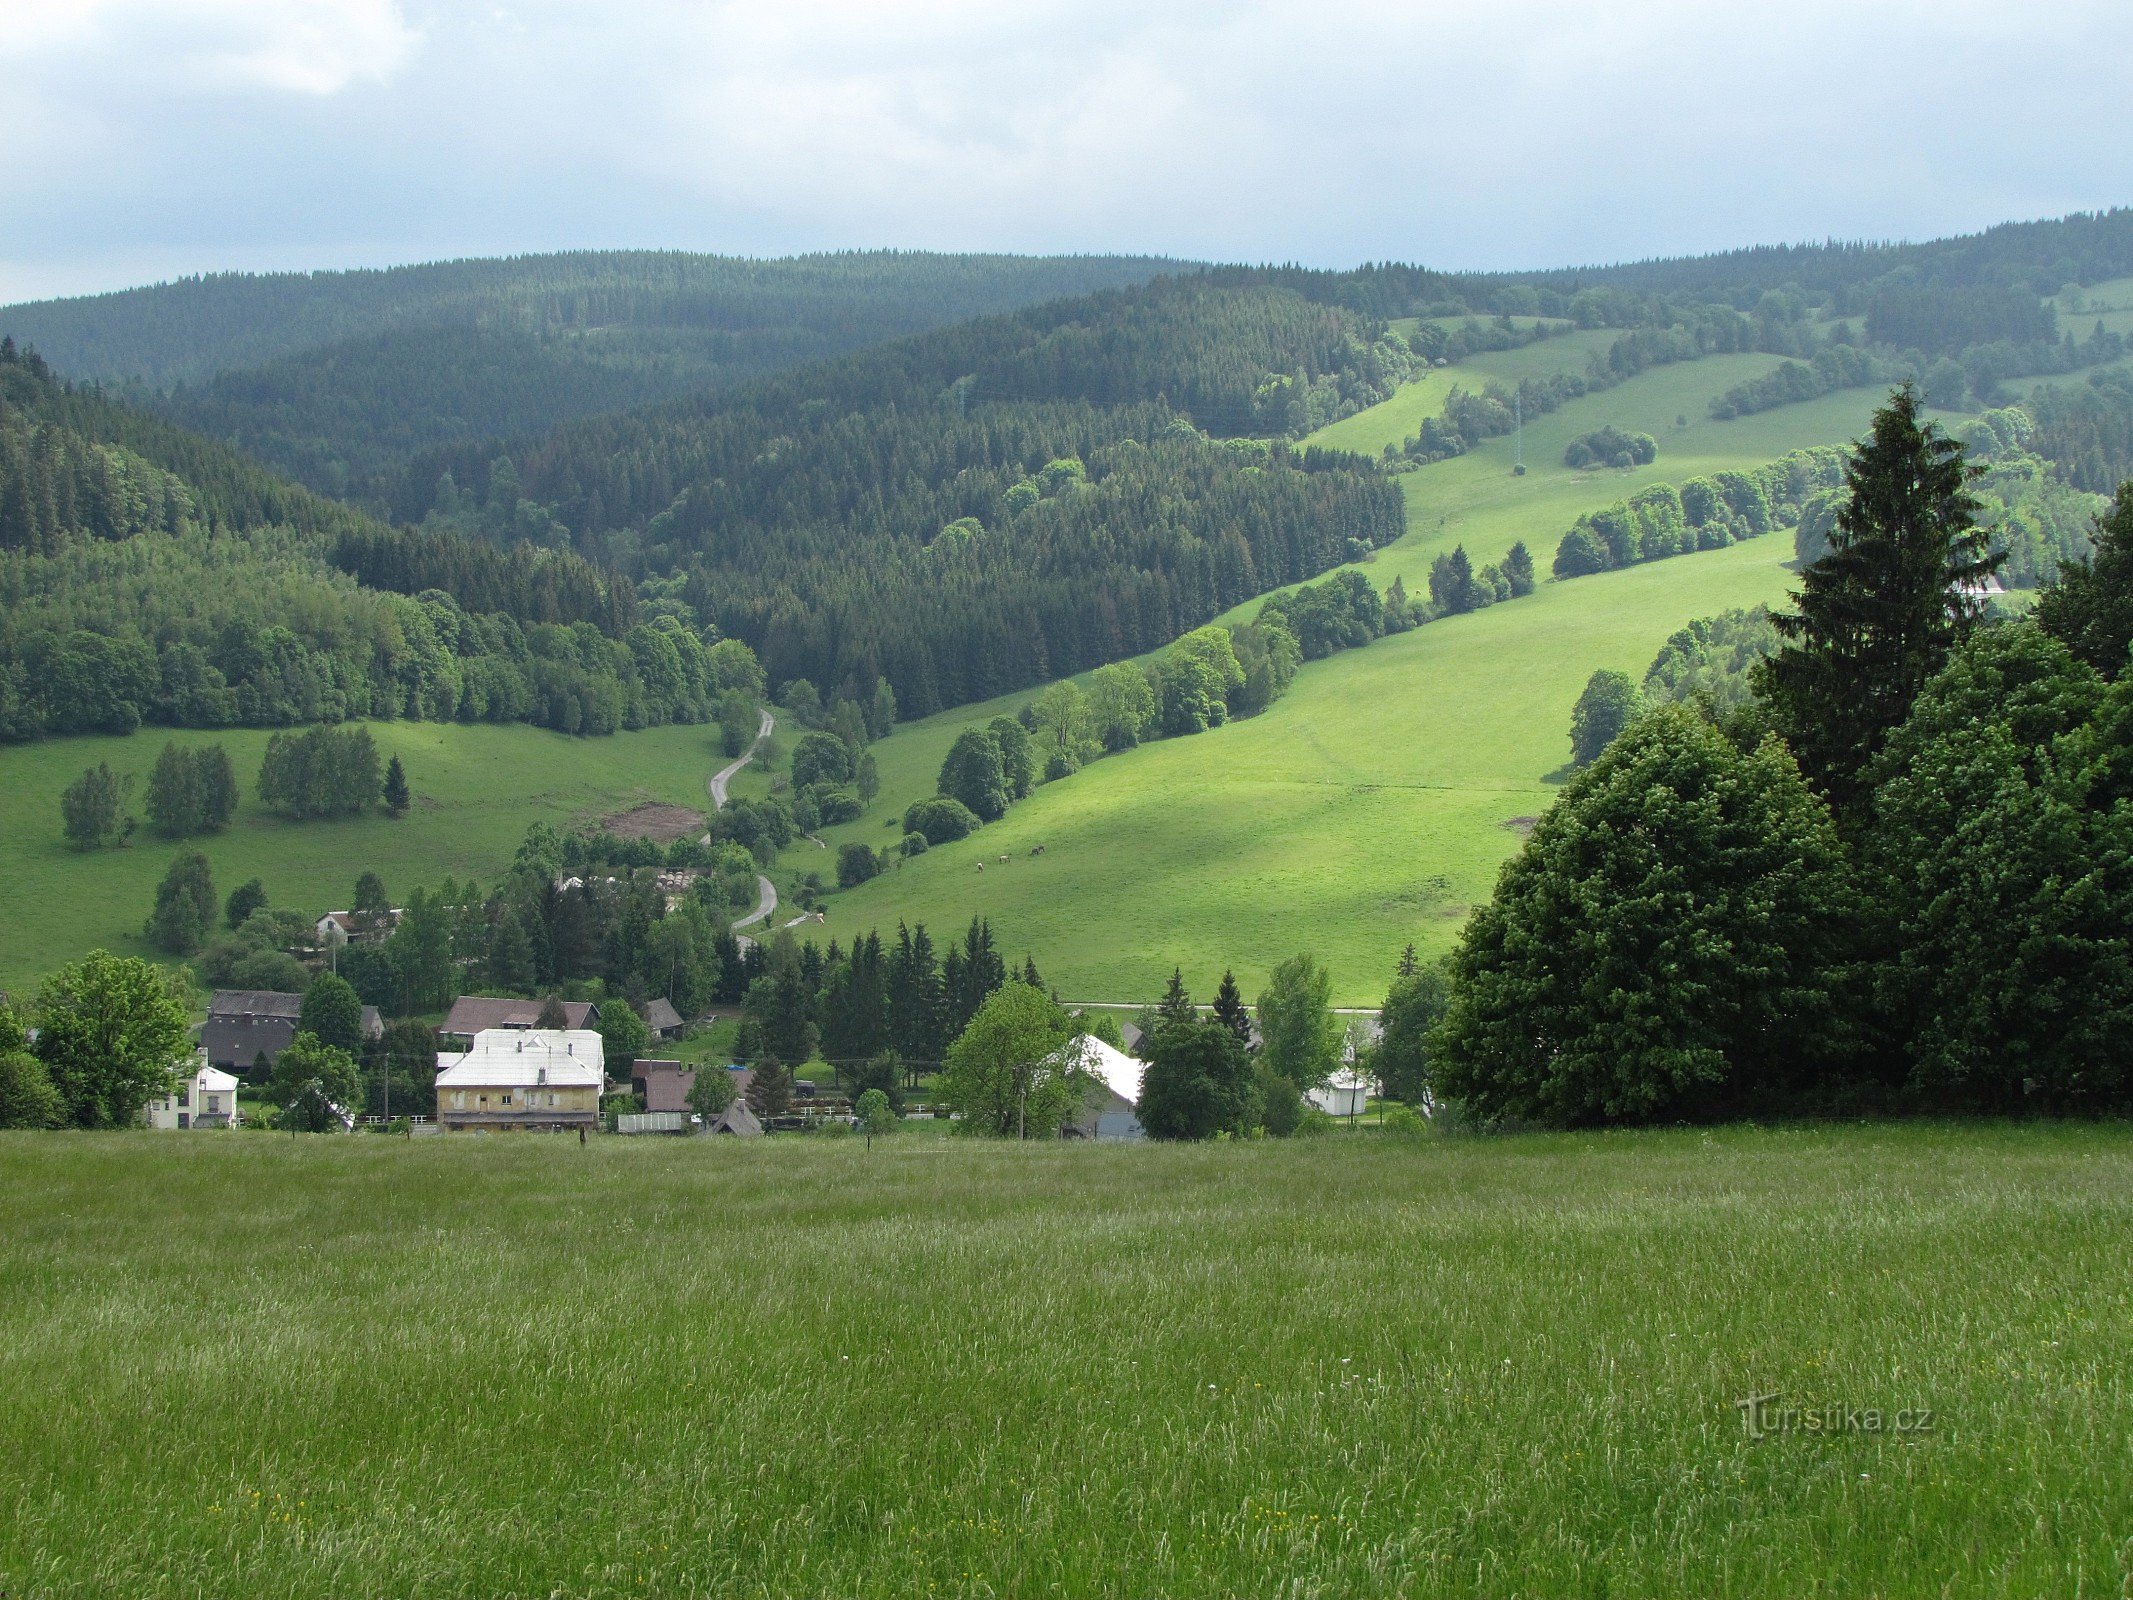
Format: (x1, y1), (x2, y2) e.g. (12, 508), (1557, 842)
(1308, 1068), (1372, 1119)
(704, 1099), (763, 1136)
(434, 1029), (605, 1132)
(640, 998), (684, 1039)
(202, 990), (383, 1074)
(441, 995), (599, 1043)
(632, 1060), (695, 1111)
(141, 1053), (240, 1129)
(315, 908), (401, 947)
(1061, 1034), (1145, 1141)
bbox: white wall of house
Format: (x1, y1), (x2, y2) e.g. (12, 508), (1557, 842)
(143, 1056), (241, 1129)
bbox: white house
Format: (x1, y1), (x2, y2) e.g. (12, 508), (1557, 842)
(1307, 1066), (1373, 1119)
(142, 1054), (241, 1129)
(1060, 1034), (1145, 1140)
(434, 1028), (606, 1132)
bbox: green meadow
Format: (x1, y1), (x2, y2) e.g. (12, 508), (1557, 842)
(0, 721), (716, 997)
(1, 1122), (2127, 1598)
(813, 346), (1892, 1002)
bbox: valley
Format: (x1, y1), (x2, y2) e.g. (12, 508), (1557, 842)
(805, 344), (1893, 1002)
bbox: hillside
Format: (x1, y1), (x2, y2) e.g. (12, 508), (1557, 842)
(793, 346), (1932, 1003)
(8, 214), (2133, 998)
(0, 721), (715, 999)
(0, 252), (1187, 491)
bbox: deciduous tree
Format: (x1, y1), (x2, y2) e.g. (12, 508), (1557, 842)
(1255, 953), (1341, 1090)
(1433, 707), (1859, 1124)
(146, 850), (216, 954)
(937, 982), (1080, 1138)
(33, 951), (192, 1127)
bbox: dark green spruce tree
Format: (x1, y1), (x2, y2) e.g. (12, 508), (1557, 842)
(1158, 968), (1195, 1028)
(1756, 385), (2000, 811)
(1211, 969), (1253, 1046)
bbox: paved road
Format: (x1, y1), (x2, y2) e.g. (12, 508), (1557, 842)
(733, 874), (778, 932)
(706, 707), (778, 939)
(709, 707), (775, 809)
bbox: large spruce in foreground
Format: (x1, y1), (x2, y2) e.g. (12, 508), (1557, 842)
(1756, 383), (2001, 811)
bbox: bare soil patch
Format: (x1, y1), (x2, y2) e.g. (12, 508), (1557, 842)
(601, 802), (706, 843)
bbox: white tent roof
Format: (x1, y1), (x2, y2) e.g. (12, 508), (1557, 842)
(192, 1064), (240, 1093)
(435, 1028), (606, 1089)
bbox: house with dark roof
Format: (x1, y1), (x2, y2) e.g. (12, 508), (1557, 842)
(640, 997), (684, 1039)
(441, 995), (599, 1042)
(632, 1060), (696, 1112)
(202, 990), (383, 1075)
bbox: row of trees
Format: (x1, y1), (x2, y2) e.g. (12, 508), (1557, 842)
(1553, 447), (1850, 577)
(1407, 387), (2133, 1123)
(255, 726), (386, 819)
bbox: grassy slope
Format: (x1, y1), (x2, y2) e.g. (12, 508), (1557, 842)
(1, 1124), (2127, 1598)
(0, 722), (716, 996)
(811, 345), (1889, 1002)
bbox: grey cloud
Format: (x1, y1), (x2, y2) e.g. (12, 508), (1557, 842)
(2, 0), (2130, 302)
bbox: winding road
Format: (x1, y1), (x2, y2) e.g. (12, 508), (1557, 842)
(708, 709), (780, 938)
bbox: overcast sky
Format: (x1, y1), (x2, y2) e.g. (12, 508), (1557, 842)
(4, 0), (2131, 304)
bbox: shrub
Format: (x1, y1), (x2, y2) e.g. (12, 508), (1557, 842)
(836, 842), (881, 889)
(1563, 426), (1657, 470)
(1381, 1103), (1428, 1140)
(902, 796), (981, 846)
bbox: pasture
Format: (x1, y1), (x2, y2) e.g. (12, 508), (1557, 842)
(1, 1121), (2127, 1597)
(0, 721), (717, 996)
(814, 347), (1893, 1002)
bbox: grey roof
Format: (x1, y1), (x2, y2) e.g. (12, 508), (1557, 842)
(443, 996), (598, 1035)
(706, 1099), (762, 1136)
(210, 989), (303, 1020)
(200, 997), (380, 1069)
(641, 997), (683, 1034)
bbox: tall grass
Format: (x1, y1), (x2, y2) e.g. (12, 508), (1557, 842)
(2, 1122), (2127, 1596)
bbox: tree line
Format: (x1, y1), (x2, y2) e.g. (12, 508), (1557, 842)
(1551, 447), (1850, 577)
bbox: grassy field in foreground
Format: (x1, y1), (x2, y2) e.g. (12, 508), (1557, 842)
(0, 721), (718, 996)
(2, 1122), (2127, 1598)
(812, 348), (1893, 1002)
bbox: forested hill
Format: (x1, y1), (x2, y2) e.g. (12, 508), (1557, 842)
(0, 341), (721, 742)
(0, 252), (1187, 493)
(376, 273), (1421, 714)
(1512, 207), (2133, 303)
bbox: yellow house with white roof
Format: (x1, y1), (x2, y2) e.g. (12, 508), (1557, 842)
(434, 1028), (605, 1132)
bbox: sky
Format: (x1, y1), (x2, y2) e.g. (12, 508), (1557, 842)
(3, 0), (2132, 304)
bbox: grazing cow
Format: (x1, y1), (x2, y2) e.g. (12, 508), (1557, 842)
(998, 853), (1009, 864)
(976, 861), (984, 872)
(1030, 844), (1045, 856)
